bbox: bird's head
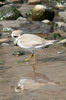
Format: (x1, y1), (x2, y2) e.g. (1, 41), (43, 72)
(11, 30), (24, 45)
(11, 30), (24, 39)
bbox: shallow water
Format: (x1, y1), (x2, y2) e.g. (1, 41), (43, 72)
(0, 42), (66, 100)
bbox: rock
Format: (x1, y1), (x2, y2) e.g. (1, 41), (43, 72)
(0, 21), (53, 34)
(0, 38), (11, 44)
(32, 5), (55, 21)
(59, 11), (66, 22)
(43, 8), (55, 21)
(12, 51), (25, 56)
(42, 19), (52, 25)
(55, 3), (65, 10)
(17, 17), (28, 22)
(54, 22), (64, 27)
(32, 5), (46, 21)
(2, 27), (13, 32)
(0, 6), (22, 20)
(20, 21), (53, 34)
(6, 0), (23, 3)
(1, 27), (14, 37)
(28, 0), (42, 4)
(18, 3), (34, 17)
(1, 43), (9, 46)
(60, 23), (66, 32)
(0, 21), (25, 28)
(54, 22), (64, 30)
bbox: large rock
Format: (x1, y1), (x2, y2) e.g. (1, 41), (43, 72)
(32, 5), (46, 21)
(0, 21), (53, 34)
(20, 21), (53, 34)
(32, 5), (55, 21)
(0, 6), (22, 20)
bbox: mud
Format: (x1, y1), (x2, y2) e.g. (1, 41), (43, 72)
(0, 42), (66, 100)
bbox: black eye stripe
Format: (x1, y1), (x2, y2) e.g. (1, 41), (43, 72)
(14, 36), (18, 38)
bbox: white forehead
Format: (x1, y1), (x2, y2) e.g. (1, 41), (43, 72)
(11, 30), (24, 38)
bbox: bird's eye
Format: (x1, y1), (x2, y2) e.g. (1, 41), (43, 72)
(14, 36), (18, 38)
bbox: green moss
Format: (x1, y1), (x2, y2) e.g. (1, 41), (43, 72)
(0, 6), (22, 20)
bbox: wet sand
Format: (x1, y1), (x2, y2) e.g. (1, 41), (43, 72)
(0, 42), (66, 100)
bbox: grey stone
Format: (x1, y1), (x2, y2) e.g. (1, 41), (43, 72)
(59, 11), (66, 21)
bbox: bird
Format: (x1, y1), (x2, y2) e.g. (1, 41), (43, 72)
(11, 30), (57, 73)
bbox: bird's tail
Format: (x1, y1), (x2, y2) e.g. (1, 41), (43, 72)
(43, 39), (58, 48)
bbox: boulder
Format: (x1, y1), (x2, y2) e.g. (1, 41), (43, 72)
(0, 6), (22, 20)
(0, 21), (53, 34)
(32, 5), (46, 21)
(32, 5), (55, 21)
(20, 21), (53, 34)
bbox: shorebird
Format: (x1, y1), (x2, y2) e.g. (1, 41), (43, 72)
(11, 30), (57, 73)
